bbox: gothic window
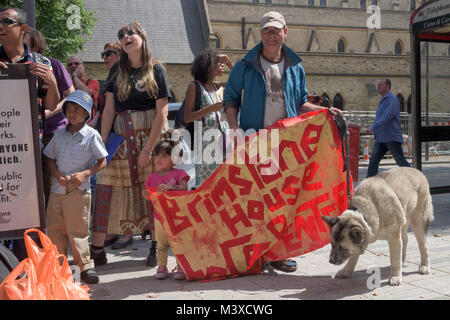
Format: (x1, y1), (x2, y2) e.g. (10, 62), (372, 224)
(213, 33), (222, 49)
(320, 0), (326, 6)
(333, 93), (344, 110)
(397, 94), (405, 112)
(337, 38), (346, 53)
(361, 0), (366, 8)
(395, 40), (403, 55)
(308, 0), (314, 6)
(321, 93), (331, 107)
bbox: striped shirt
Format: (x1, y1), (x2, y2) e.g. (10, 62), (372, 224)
(43, 124), (108, 194)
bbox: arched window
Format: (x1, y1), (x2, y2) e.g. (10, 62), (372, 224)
(321, 93), (330, 107)
(337, 38), (346, 53)
(395, 40), (403, 55)
(320, 0), (327, 6)
(333, 93), (344, 110)
(397, 94), (405, 112)
(213, 33), (222, 49)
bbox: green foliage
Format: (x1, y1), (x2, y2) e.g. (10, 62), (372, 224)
(1, 0), (96, 62)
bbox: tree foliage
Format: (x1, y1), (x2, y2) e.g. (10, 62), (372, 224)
(1, 0), (96, 62)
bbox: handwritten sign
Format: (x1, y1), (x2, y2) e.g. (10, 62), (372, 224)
(148, 110), (351, 280)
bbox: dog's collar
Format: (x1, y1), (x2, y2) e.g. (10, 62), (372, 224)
(347, 206), (368, 223)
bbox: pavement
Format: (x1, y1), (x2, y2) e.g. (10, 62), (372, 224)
(84, 160), (450, 301)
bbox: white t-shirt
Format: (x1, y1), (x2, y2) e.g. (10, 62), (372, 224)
(260, 55), (287, 128)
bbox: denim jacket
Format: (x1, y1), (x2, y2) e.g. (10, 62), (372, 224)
(223, 42), (308, 131)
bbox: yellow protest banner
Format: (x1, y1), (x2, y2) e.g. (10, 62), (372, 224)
(148, 110), (351, 280)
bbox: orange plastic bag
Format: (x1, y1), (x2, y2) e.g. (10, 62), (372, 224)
(0, 258), (47, 300)
(0, 228), (90, 300)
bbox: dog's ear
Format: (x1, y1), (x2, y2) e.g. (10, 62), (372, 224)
(322, 216), (339, 228)
(349, 226), (364, 245)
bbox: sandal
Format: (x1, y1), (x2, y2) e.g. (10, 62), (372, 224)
(270, 259), (297, 273)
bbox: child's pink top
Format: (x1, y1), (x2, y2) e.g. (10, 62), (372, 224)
(145, 168), (190, 188)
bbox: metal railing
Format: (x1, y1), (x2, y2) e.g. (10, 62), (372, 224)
(342, 111), (450, 157)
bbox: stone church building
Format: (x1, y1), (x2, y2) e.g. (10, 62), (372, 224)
(79, 0), (448, 112)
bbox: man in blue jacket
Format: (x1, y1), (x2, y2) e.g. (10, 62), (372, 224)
(224, 11), (340, 273)
(365, 78), (410, 177)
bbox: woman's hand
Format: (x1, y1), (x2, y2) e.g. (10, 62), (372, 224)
(138, 151), (152, 168)
(209, 102), (223, 112)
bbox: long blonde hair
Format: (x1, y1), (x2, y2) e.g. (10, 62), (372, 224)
(116, 22), (163, 102)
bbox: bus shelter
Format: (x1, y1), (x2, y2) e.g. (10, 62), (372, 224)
(410, 0), (450, 194)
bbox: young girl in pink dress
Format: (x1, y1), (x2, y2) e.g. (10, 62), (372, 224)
(142, 132), (189, 280)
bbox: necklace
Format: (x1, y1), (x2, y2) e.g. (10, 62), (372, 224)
(130, 68), (146, 92)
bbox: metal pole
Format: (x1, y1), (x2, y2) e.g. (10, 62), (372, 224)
(425, 41), (429, 161)
(23, 0), (36, 28)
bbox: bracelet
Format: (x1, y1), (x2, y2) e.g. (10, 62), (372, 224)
(142, 149), (152, 156)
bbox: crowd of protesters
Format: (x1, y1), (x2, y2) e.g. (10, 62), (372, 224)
(4, 6), (407, 285)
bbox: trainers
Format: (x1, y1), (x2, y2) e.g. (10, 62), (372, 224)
(155, 265), (169, 280)
(90, 246), (107, 267)
(80, 268), (99, 284)
(146, 241), (157, 267)
(173, 265), (185, 280)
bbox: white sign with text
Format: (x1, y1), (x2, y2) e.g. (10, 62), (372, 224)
(0, 79), (41, 231)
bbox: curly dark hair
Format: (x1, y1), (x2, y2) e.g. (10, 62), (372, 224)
(191, 49), (220, 83)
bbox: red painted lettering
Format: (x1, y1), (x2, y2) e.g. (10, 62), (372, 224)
(176, 254), (205, 280)
(157, 194), (192, 235)
(211, 177), (237, 207)
(278, 140), (305, 171)
(282, 175), (301, 205)
(187, 194), (204, 223)
(263, 187), (286, 212)
(301, 161), (323, 191)
(228, 165), (252, 195)
(220, 234), (253, 274)
(296, 193), (330, 233)
(248, 200), (264, 220)
(300, 124), (323, 159)
(219, 204), (252, 237)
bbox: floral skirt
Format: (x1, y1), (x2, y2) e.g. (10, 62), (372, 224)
(92, 109), (167, 235)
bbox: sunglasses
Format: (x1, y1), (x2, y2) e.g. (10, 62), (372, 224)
(0, 18), (22, 26)
(101, 49), (118, 59)
(67, 61), (81, 68)
(118, 29), (138, 40)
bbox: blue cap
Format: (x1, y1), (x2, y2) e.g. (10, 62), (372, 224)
(62, 90), (93, 121)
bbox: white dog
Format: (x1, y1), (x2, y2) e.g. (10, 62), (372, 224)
(322, 167), (434, 286)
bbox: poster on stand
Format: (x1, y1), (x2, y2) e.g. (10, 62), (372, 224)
(0, 64), (45, 239)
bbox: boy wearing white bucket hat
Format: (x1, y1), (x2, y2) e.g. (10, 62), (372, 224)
(43, 90), (108, 284)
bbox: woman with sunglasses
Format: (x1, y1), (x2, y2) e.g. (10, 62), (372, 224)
(92, 41), (121, 248)
(90, 22), (171, 266)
